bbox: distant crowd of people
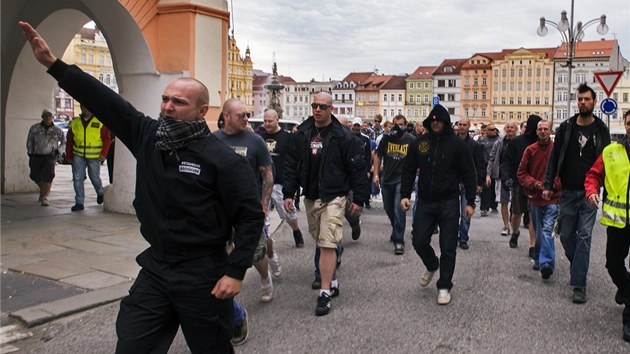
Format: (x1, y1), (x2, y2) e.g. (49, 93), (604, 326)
(21, 20), (630, 353)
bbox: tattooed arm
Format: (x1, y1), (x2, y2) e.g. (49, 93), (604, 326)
(259, 164), (273, 215)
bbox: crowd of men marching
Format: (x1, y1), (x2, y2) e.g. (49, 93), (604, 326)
(20, 21), (630, 353)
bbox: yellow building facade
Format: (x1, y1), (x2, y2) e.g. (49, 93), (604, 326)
(60, 27), (116, 117)
(227, 35), (253, 113)
(490, 48), (556, 124)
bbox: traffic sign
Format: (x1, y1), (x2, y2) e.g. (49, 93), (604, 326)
(600, 98), (618, 115)
(432, 97), (440, 106)
(594, 71), (623, 97)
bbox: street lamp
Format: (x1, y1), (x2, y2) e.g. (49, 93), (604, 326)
(537, 0), (608, 126)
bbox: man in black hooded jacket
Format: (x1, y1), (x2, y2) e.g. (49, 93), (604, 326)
(501, 114), (541, 254)
(400, 104), (476, 305)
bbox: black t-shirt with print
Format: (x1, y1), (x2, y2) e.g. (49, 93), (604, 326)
(560, 121), (598, 190)
(259, 129), (292, 185)
(305, 124), (332, 200)
(376, 133), (416, 185)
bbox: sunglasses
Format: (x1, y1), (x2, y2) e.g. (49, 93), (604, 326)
(234, 112), (250, 119)
(311, 103), (331, 110)
(374, 120), (382, 123)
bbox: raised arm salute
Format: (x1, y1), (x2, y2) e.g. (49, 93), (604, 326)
(19, 21), (264, 354)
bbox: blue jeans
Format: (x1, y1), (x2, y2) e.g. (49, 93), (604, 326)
(529, 203), (559, 270)
(72, 155), (104, 204)
(381, 182), (406, 245)
(458, 186), (471, 244)
(411, 197), (460, 290)
(558, 190), (598, 288)
(233, 300), (245, 326)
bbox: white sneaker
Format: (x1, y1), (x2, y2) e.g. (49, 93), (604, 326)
(437, 289), (451, 305)
(419, 269), (436, 287)
(260, 270), (273, 303)
(41, 197), (49, 206)
(269, 251), (282, 278)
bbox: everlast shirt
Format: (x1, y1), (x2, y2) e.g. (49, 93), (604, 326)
(377, 133), (416, 185)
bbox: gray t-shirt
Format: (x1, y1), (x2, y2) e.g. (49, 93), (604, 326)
(214, 129), (272, 194)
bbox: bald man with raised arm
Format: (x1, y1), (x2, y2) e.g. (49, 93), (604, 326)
(20, 21), (263, 353)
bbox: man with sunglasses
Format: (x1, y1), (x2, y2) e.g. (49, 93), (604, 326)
(373, 114), (385, 139)
(283, 93), (369, 316)
(215, 99), (275, 345)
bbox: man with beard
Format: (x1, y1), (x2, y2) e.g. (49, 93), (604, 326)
(543, 83), (610, 304)
(19, 22), (263, 353)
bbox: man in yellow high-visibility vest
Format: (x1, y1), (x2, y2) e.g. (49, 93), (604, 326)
(65, 105), (111, 211)
(586, 109), (630, 342)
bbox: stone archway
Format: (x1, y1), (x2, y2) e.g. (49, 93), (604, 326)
(1, 0), (228, 213)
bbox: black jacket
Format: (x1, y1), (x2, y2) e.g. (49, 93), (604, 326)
(543, 114), (610, 190)
(462, 134), (485, 187)
(501, 115), (541, 182)
(282, 115), (369, 206)
(48, 60), (264, 280)
(400, 105), (477, 207)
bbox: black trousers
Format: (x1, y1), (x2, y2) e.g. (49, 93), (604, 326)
(411, 197), (460, 290)
(605, 224), (630, 324)
(480, 178), (497, 211)
(115, 250), (234, 354)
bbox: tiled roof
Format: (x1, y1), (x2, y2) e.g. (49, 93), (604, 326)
(381, 75), (409, 90)
(408, 66), (437, 79)
(355, 75), (393, 91)
(433, 58), (468, 75)
(340, 72), (376, 84)
(556, 39), (616, 59)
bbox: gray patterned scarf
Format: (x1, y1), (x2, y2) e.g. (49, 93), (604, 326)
(155, 115), (210, 150)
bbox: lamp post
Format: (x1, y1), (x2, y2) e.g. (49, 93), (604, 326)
(537, 0), (608, 127)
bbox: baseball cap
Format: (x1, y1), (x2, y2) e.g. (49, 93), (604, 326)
(352, 117), (363, 126)
(42, 108), (54, 116)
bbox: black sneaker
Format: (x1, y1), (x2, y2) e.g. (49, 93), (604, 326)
(615, 288), (624, 305)
(394, 243), (405, 255)
(97, 193), (104, 205)
(459, 242), (469, 250)
(331, 285), (340, 298)
(71, 203), (84, 212)
(351, 224), (361, 240)
(572, 288), (587, 304)
(293, 229), (304, 248)
(315, 293), (332, 316)
(540, 264), (553, 279)
(231, 309), (249, 346)
(509, 232), (519, 248)
(312, 277), (321, 289)
(528, 247), (535, 260)
(532, 263), (540, 271)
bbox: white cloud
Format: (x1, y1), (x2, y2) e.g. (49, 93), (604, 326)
(231, 0), (630, 81)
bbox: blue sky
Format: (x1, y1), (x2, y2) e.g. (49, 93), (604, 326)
(231, 0), (630, 82)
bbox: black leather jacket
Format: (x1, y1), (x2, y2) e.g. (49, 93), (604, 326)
(283, 115), (369, 206)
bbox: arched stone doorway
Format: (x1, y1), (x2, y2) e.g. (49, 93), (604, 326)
(1, 0), (229, 213)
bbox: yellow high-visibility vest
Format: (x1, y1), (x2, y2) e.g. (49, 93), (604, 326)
(70, 116), (104, 159)
(601, 143), (630, 228)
